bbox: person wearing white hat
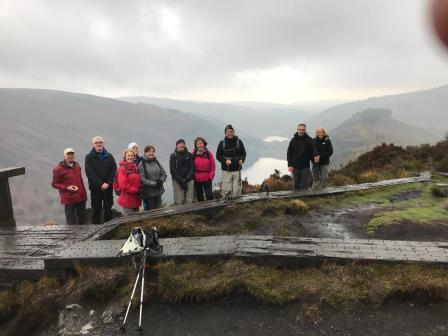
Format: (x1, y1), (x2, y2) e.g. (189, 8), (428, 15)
(128, 142), (143, 165)
(52, 148), (87, 224)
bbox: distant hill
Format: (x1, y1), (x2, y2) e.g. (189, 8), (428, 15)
(329, 108), (440, 165)
(306, 85), (448, 134)
(119, 96), (311, 139)
(0, 89), (261, 224)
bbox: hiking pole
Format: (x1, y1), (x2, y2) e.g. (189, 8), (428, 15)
(120, 261), (142, 333)
(138, 250), (148, 334)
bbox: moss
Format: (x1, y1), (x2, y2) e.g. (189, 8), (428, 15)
(306, 182), (426, 210)
(365, 181), (448, 235)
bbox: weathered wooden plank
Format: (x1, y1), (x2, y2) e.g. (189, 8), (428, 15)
(0, 167), (25, 179)
(44, 235), (448, 271)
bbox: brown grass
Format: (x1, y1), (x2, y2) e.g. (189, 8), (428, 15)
(157, 259), (448, 308)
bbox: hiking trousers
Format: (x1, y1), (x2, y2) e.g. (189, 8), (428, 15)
(221, 171), (242, 198)
(173, 180), (194, 205)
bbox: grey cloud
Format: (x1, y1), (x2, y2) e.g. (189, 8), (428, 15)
(0, 0), (446, 99)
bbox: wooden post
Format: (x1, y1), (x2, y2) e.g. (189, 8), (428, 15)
(0, 167), (25, 226)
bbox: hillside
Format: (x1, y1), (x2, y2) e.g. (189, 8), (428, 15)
(329, 108), (440, 164)
(119, 96), (311, 139)
(0, 89), (262, 224)
(306, 85), (448, 134)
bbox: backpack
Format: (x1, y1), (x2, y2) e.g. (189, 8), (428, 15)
(222, 137), (241, 152)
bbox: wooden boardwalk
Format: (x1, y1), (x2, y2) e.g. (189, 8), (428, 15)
(44, 236), (448, 271)
(0, 225), (105, 279)
(0, 173), (438, 280)
(45, 235), (448, 269)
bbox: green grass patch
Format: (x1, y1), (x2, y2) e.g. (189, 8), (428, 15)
(365, 177), (448, 235)
(306, 181), (427, 210)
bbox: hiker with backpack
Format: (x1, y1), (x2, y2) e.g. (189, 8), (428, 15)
(170, 139), (195, 205)
(216, 124), (246, 199)
(313, 127), (333, 188)
(138, 145), (167, 210)
(287, 123), (319, 191)
(192, 137), (215, 202)
(115, 149), (142, 215)
(85, 136), (117, 223)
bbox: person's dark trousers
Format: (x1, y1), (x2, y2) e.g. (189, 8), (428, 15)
(64, 201), (86, 225)
(293, 168), (311, 191)
(90, 188), (113, 224)
(194, 181), (214, 202)
(143, 196), (162, 211)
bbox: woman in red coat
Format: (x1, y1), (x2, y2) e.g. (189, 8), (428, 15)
(116, 149), (141, 214)
(192, 137), (215, 202)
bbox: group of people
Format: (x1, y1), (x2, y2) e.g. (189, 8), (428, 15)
(51, 122), (332, 225)
(51, 124), (246, 224)
(287, 123), (333, 190)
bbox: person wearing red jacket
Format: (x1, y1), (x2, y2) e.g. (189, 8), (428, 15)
(116, 149), (142, 215)
(52, 148), (87, 224)
(192, 137), (215, 202)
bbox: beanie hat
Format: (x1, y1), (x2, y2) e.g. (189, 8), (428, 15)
(224, 124), (234, 133)
(128, 142), (139, 149)
(176, 139), (186, 146)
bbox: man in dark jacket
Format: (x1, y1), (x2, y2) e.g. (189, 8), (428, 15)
(170, 139), (195, 205)
(52, 148), (87, 224)
(216, 125), (246, 198)
(85, 136), (117, 223)
(287, 123), (318, 190)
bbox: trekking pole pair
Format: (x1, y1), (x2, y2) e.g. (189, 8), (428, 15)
(120, 249), (149, 334)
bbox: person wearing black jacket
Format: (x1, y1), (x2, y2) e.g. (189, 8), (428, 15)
(287, 123), (318, 190)
(170, 139), (195, 205)
(313, 127), (333, 188)
(85, 136), (117, 223)
(216, 125), (246, 199)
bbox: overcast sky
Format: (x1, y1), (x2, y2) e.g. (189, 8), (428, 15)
(0, 0), (447, 103)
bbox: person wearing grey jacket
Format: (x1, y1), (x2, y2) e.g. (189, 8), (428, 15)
(138, 145), (167, 211)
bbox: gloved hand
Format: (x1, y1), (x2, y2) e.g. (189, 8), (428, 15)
(156, 179), (163, 188)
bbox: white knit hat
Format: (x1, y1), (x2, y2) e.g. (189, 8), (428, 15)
(128, 142), (139, 149)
